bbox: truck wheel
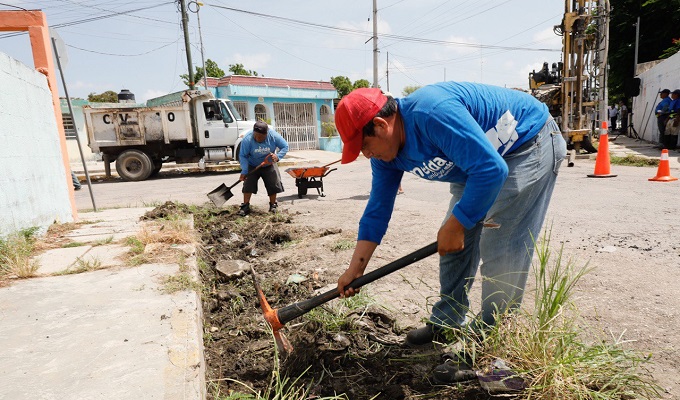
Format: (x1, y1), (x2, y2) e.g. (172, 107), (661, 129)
(235, 144), (241, 161)
(116, 150), (154, 181)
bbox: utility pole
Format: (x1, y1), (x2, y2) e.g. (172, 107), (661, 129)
(372, 0), (378, 88)
(386, 52), (390, 92)
(195, 2), (207, 89)
(633, 16), (640, 73)
(179, 0), (195, 89)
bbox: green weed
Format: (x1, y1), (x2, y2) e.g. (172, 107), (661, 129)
(610, 154), (659, 167)
(330, 239), (355, 252)
(0, 229), (40, 278)
(439, 229), (661, 399)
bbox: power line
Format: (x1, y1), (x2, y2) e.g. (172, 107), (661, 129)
(0, 2), (172, 40)
(0, 2), (27, 10)
(207, 4), (559, 52)
(65, 38), (180, 56)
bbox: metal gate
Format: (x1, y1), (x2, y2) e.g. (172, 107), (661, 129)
(273, 102), (317, 150)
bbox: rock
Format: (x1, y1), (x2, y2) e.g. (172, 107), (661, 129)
(215, 259), (250, 280)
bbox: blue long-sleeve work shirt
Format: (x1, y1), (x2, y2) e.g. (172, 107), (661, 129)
(358, 82), (550, 244)
(238, 128), (289, 174)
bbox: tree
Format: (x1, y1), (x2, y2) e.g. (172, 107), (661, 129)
(607, 0), (680, 99)
(87, 90), (118, 102)
(229, 63), (259, 76)
(330, 76), (372, 99)
(180, 59), (226, 87)
(402, 85), (422, 96)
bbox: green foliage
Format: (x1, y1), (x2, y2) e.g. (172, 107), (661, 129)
(660, 38), (680, 59)
(610, 154), (659, 167)
(306, 291), (375, 332)
(443, 229), (660, 399)
(0, 229), (40, 278)
(87, 91), (118, 102)
(180, 58), (226, 87)
(330, 76), (371, 99)
(321, 121), (338, 137)
(330, 238), (354, 251)
(402, 85), (422, 97)
(229, 63), (259, 76)
(608, 0), (680, 99)
(353, 79), (370, 89)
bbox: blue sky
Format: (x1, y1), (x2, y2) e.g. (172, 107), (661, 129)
(1, 0), (563, 102)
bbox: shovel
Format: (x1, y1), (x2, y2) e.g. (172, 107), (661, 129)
(207, 157), (271, 207)
(251, 241), (438, 353)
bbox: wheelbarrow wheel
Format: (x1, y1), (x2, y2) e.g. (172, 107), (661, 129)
(297, 178), (308, 198)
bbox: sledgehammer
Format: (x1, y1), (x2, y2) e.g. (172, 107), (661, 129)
(250, 241), (438, 354)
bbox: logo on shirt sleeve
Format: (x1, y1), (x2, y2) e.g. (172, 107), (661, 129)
(485, 110), (518, 156)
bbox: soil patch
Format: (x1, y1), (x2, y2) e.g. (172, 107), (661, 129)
(144, 202), (488, 399)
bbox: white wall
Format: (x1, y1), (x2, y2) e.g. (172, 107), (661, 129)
(633, 51), (680, 142)
(0, 52), (73, 237)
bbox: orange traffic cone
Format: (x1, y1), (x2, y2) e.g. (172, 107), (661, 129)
(648, 149), (678, 182)
(587, 121), (617, 178)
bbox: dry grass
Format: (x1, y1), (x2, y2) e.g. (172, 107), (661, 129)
(122, 217), (199, 267)
(33, 220), (102, 252)
(0, 229), (40, 279)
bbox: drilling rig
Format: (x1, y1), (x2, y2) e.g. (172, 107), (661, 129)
(529, 0), (610, 166)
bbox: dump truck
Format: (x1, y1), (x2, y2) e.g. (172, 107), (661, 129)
(84, 89), (248, 181)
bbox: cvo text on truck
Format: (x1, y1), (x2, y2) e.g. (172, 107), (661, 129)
(84, 90), (248, 181)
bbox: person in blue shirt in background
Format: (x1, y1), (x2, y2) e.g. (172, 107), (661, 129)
(655, 88), (672, 148)
(664, 89), (680, 150)
(237, 121), (289, 216)
(334, 82), (567, 384)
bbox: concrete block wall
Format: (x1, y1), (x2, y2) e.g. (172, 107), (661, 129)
(633, 51), (680, 142)
(0, 52), (73, 237)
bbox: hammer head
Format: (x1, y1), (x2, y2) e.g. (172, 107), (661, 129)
(250, 266), (293, 354)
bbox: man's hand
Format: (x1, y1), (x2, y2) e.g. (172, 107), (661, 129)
(269, 153), (279, 163)
(239, 174), (247, 182)
(337, 240), (377, 298)
(437, 216), (465, 256)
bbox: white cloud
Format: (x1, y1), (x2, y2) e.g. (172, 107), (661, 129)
(140, 89), (169, 103)
(443, 35), (481, 55)
(532, 28), (562, 48)
(227, 53), (272, 71)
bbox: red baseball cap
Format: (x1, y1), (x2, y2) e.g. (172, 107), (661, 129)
(334, 88), (388, 164)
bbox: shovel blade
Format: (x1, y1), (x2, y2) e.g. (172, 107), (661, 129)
(207, 183), (234, 207)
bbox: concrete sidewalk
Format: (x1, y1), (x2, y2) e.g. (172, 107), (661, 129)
(0, 208), (204, 400)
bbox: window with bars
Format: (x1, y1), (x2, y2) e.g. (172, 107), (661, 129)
(232, 101), (248, 120)
(62, 114), (76, 138)
(254, 104), (267, 122)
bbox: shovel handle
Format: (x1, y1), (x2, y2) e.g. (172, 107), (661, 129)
(276, 241), (438, 325)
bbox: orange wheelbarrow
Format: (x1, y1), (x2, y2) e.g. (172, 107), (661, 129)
(285, 159), (340, 198)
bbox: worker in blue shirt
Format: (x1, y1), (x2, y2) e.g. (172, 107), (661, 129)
(334, 83), (567, 384)
(237, 121), (289, 215)
(665, 89), (680, 149)
(655, 89), (672, 148)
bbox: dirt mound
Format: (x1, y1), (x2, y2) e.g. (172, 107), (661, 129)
(145, 203), (488, 399)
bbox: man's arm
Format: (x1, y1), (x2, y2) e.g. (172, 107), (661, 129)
(337, 240), (377, 298)
(238, 137), (250, 175)
(274, 131), (289, 160)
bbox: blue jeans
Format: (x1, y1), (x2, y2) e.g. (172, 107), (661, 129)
(430, 119), (567, 328)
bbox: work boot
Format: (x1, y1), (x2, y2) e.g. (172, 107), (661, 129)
(268, 202), (278, 213)
(405, 324), (450, 346)
(237, 203), (250, 216)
